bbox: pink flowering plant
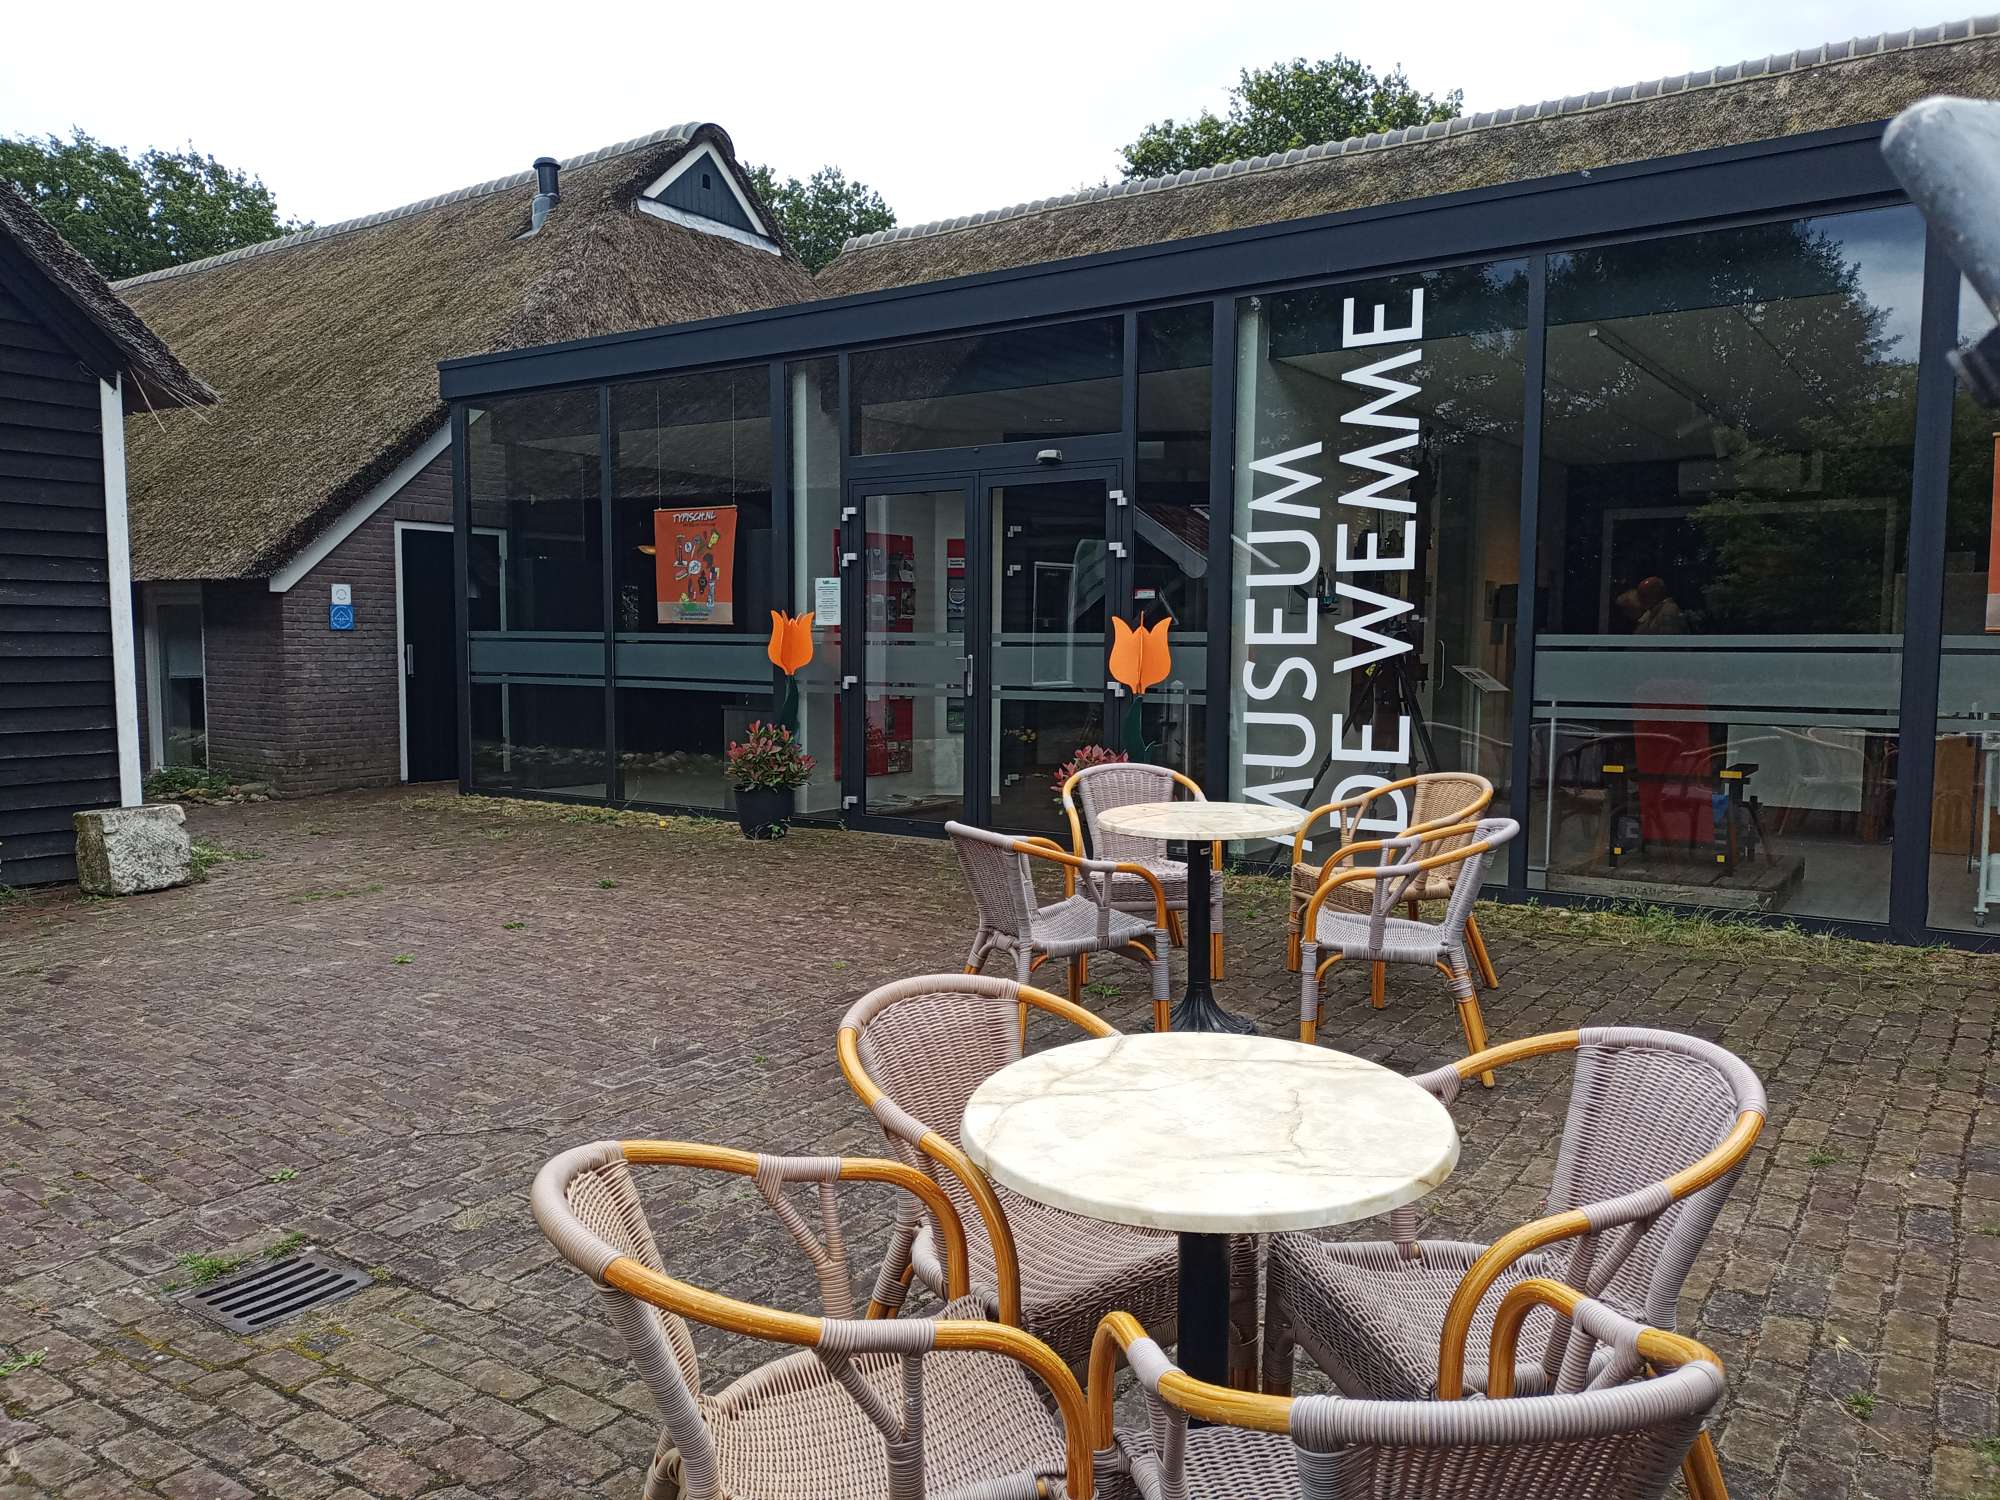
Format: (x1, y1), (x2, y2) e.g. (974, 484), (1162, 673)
(725, 721), (816, 792)
(1051, 743), (1128, 802)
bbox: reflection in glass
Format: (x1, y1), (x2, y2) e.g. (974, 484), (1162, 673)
(465, 392), (607, 794)
(155, 602), (206, 767)
(1232, 260), (1529, 861)
(861, 489), (967, 821)
(1135, 304), (1212, 788)
(790, 359), (843, 816)
(851, 319), (1122, 454)
(609, 368), (774, 811)
(1530, 205), (1924, 922)
(1929, 286), (2000, 930)
(990, 479), (1108, 837)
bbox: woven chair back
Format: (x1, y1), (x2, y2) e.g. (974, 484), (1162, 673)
(1545, 1028), (1768, 1343)
(947, 821), (1042, 940)
(853, 981), (1026, 1266)
(538, 1143), (1031, 1500)
(544, 1147), (718, 1497)
(1071, 763), (1190, 862)
(1288, 1359), (1721, 1499)
(1407, 772), (1495, 863)
(1112, 1295), (1719, 1500)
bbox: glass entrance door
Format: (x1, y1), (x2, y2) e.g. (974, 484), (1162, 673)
(986, 473), (1117, 837)
(842, 465), (1120, 832)
(851, 482), (973, 826)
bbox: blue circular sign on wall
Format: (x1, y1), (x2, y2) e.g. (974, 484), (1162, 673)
(329, 602), (356, 631)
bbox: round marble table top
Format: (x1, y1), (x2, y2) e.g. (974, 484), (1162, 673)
(961, 1033), (1459, 1234)
(1094, 799), (1305, 843)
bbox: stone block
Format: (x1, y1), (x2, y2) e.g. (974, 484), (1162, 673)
(71, 805), (190, 896)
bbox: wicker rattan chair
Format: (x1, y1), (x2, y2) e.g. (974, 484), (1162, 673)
(1062, 762), (1227, 979)
(1296, 818), (1519, 1074)
(1285, 772), (1497, 993)
(840, 974), (1193, 1379)
(947, 819), (1171, 1028)
(1261, 1027), (1763, 1497)
(533, 1137), (1093, 1500)
(1091, 1279), (1730, 1500)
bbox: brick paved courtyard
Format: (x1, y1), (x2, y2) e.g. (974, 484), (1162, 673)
(0, 787), (1995, 1499)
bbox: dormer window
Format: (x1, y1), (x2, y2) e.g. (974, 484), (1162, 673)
(637, 142), (780, 256)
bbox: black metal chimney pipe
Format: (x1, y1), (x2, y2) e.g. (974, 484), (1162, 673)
(529, 157), (561, 235)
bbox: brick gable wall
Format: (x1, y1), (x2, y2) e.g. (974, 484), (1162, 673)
(182, 440), (455, 794)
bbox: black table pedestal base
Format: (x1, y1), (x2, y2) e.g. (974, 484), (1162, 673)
(1168, 836), (1255, 1035)
(1176, 1230), (1231, 1411)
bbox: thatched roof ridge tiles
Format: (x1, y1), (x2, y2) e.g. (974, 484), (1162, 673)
(117, 123), (816, 582)
(821, 16), (2000, 296)
(115, 124), (711, 290)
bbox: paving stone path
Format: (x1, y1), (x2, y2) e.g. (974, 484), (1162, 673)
(0, 788), (1995, 1498)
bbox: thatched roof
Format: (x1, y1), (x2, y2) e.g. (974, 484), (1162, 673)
(118, 124), (817, 581)
(0, 181), (213, 411)
(820, 17), (2000, 297)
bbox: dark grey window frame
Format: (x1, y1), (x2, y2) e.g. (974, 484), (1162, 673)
(447, 121), (1983, 948)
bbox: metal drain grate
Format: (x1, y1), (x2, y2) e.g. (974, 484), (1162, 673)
(179, 1251), (370, 1334)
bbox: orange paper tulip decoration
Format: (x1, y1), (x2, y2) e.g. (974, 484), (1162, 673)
(767, 611), (815, 675)
(1109, 615), (1172, 695)
(767, 611), (814, 731)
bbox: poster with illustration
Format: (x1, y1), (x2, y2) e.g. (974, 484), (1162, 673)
(655, 506), (736, 625)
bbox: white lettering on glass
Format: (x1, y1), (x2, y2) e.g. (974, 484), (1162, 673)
(1239, 287), (1427, 848)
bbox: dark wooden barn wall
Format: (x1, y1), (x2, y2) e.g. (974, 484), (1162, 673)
(0, 265), (116, 886)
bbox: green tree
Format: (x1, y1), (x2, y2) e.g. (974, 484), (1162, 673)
(745, 163), (895, 273)
(0, 129), (305, 281)
(1120, 57), (1462, 178)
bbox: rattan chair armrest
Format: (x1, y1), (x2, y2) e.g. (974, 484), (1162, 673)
(1108, 860), (1170, 926)
(1486, 1279), (1721, 1398)
(1435, 1107), (1765, 1399)
(1290, 792), (1379, 863)
(1059, 778), (1089, 862)
(1088, 1310), (1293, 1444)
(616, 1141), (973, 1304)
(602, 1256), (1093, 1500)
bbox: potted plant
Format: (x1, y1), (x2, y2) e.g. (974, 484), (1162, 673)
(1051, 743), (1128, 802)
(725, 720), (815, 839)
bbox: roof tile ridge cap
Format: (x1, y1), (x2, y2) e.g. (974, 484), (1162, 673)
(112, 123), (705, 290)
(832, 13), (2000, 260)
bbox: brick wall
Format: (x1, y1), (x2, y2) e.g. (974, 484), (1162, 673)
(148, 441), (456, 795)
(202, 581), (287, 783)
(269, 443), (455, 793)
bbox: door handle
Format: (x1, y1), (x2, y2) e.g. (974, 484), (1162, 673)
(962, 654), (973, 696)
(405, 644), (415, 675)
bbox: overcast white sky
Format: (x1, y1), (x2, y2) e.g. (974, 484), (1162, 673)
(0, 1), (1971, 231)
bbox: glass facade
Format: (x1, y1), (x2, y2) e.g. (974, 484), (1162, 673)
(609, 367), (773, 812)
(1531, 206), (1923, 922)
(1135, 304), (1213, 789)
(449, 144), (1994, 944)
(1232, 262), (1529, 860)
(1931, 284), (2000, 930)
(850, 318), (1122, 453)
(465, 390), (607, 797)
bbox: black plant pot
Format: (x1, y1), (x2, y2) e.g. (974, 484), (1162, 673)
(734, 786), (794, 840)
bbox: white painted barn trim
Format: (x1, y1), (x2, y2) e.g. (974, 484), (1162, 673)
(99, 376), (141, 807)
(635, 198), (783, 254)
(268, 424), (451, 593)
